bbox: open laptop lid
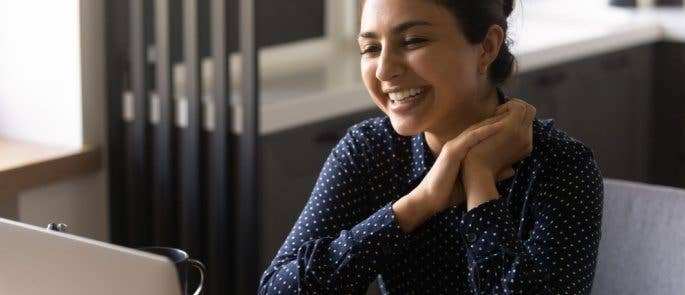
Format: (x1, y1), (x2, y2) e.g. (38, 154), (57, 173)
(0, 217), (182, 295)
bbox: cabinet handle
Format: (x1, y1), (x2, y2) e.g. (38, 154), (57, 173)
(122, 90), (135, 122)
(535, 71), (567, 88)
(149, 91), (160, 124)
(175, 97), (189, 128)
(202, 95), (215, 131)
(313, 131), (343, 144)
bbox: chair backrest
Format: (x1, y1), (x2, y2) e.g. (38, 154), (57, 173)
(592, 179), (685, 295)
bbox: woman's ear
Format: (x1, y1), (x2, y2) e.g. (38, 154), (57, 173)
(479, 24), (505, 74)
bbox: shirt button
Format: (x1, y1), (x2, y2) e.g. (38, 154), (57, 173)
(465, 233), (477, 243)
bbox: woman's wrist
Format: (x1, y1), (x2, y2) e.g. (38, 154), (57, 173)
(392, 188), (435, 233)
(462, 162), (499, 212)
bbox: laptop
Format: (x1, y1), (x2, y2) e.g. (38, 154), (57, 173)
(0, 217), (182, 295)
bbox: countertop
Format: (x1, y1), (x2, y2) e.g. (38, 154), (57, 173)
(0, 139), (101, 196)
(232, 0), (685, 134)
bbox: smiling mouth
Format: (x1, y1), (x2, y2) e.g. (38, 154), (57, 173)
(387, 86), (428, 104)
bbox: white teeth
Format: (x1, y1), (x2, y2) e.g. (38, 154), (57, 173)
(388, 87), (425, 102)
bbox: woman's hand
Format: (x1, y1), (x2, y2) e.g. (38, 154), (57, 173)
(415, 113), (507, 215)
(393, 112), (515, 233)
(461, 98), (536, 211)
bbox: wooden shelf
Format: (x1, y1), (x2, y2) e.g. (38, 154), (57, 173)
(0, 138), (102, 196)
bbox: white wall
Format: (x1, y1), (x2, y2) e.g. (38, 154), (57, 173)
(0, 0), (83, 148)
(19, 172), (108, 241)
(1, 0), (109, 241)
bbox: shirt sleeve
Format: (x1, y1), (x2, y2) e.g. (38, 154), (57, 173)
(258, 128), (412, 295)
(459, 146), (604, 294)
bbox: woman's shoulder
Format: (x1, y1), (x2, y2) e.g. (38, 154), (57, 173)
(527, 119), (604, 211)
(531, 118), (598, 170)
(345, 115), (410, 146)
(341, 116), (416, 160)
(347, 116), (394, 138)
(332, 116), (394, 157)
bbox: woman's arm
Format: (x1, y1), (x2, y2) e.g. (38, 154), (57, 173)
(460, 142), (604, 294)
(258, 128), (411, 295)
(457, 98), (604, 293)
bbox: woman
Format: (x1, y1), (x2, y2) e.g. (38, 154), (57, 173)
(259, 0), (603, 294)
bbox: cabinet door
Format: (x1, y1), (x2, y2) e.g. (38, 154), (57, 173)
(508, 64), (574, 124)
(629, 45), (653, 181)
(560, 45), (652, 181)
(260, 108), (383, 270)
(651, 42), (685, 187)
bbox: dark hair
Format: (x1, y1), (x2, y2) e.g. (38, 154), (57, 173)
(434, 0), (516, 85)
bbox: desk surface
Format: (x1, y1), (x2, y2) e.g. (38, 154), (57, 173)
(0, 138), (101, 195)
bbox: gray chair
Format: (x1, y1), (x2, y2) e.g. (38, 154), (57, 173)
(592, 178), (685, 295)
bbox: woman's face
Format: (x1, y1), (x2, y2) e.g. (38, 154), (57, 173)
(359, 0), (483, 136)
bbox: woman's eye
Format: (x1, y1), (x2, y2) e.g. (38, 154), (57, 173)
(360, 45), (380, 55)
(403, 37), (427, 48)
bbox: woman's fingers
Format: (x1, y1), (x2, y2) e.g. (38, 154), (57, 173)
(495, 98), (535, 125)
(494, 99), (527, 128)
(523, 104), (537, 126)
(464, 121), (504, 147)
(477, 112), (508, 128)
(509, 99), (528, 124)
(464, 112), (508, 133)
(446, 112), (506, 160)
(510, 98), (536, 126)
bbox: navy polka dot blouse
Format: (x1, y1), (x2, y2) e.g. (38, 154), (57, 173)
(259, 93), (604, 294)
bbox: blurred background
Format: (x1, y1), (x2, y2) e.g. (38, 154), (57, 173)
(0, 0), (684, 294)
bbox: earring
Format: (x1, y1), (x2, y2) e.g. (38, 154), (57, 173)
(481, 64), (489, 75)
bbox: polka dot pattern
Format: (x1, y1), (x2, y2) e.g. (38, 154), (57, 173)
(259, 96), (604, 294)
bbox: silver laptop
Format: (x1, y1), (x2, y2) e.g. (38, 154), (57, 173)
(0, 217), (182, 295)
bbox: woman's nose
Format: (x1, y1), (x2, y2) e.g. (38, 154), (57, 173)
(375, 50), (404, 81)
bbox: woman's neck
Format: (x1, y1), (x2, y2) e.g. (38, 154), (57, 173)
(424, 86), (501, 158)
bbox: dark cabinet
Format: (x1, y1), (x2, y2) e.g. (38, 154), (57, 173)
(507, 63), (573, 122)
(507, 45), (654, 182)
(259, 109), (383, 270)
(562, 45), (653, 181)
(650, 42), (685, 188)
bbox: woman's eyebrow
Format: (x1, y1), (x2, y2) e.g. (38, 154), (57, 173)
(358, 20), (433, 39)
